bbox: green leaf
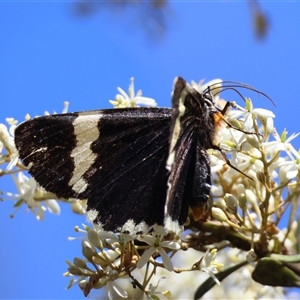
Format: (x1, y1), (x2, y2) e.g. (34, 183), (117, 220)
(252, 257), (300, 287)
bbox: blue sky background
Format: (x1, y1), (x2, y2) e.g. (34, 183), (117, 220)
(1, 2), (300, 299)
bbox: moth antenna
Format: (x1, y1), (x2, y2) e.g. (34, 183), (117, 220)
(207, 81), (275, 106)
(216, 86), (247, 102)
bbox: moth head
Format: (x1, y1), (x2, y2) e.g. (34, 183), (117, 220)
(202, 91), (216, 108)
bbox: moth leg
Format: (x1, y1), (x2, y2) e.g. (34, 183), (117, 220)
(220, 101), (264, 139)
(212, 144), (253, 181)
(220, 99), (233, 115)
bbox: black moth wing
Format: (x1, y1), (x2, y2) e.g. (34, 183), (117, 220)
(15, 108), (171, 233)
(15, 113), (79, 197)
(164, 128), (212, 226)
(164, 77), (215, 228)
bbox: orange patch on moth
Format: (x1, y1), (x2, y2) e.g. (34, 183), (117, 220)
(213, 111), (226, 129)
(191, 206), (206, 221)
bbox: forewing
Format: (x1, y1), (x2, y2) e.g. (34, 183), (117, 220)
(15, 107), (171, 233)
(85, 108), (171, 232)
(164, 126), (197, 226)
(15, 113), (79, 198)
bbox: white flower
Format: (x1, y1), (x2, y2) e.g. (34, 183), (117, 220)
(261, 128), (300, 162)
(0, 123), (17, 156)
(97, 230), (135, 244)
(44, 101), (70, 115)
(191, 78), (223, 96)
(106, 268), (128, 300)
(217, 127), (250, 173)
(147, 276), (167, 298)
(278, 158), (300, 181)
(200, 249), (223, 285)
(137, 233), (180, 271)
(229, 99), (275, 131)
(71, 200), (87, 215)
(7, 172), (60, 220)
(0, 122), (19, 171)
(110, 77), (157, 108)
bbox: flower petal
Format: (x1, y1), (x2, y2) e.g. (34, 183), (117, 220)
(158, 248), (173, 272)
(111, 281), (128, 298)
(137, 247), (155, 269)
(138, 235), (155, 246)
(160, 240), (180, 250)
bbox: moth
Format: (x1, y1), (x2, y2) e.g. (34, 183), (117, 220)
(14, 77), (261, 235)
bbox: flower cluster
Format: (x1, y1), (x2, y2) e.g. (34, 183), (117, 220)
(65, 225), (183, 299)
(1, 78), (300, 299)
(109, 77), (157, 108)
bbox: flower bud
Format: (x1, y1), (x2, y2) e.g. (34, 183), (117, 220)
(74, 257), (88, 268)
(88, 229), (103, 250)
(238, 193), (247, 210)
(82, 239), (97, 261)
(212, 207), (228, 222)
(224, 193), (238, 214)
(246, 134), (260, 149)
